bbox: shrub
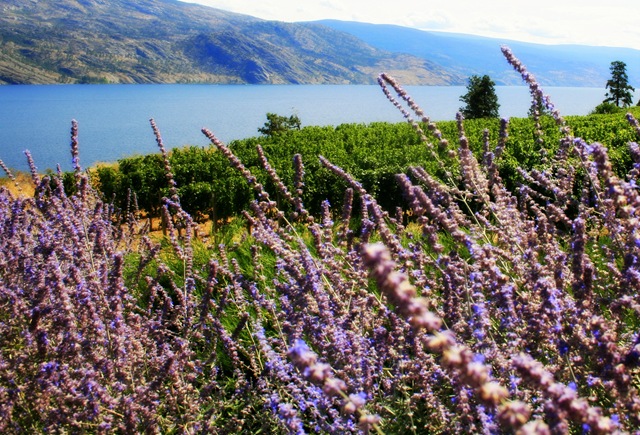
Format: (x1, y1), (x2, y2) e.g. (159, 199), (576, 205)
(591, 102), (623, 115)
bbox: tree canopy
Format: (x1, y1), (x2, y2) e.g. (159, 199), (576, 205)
(459, 75), (500, 119)
(258, 113), (302, 136)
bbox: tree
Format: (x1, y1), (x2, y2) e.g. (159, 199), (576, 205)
(459, 75), (500, 119)
(604, 61), (635, 107)
(258, 113), (301, 136)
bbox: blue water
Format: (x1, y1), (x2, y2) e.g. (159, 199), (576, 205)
(0, 84), (613, 172)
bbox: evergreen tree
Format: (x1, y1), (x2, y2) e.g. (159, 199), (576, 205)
(459, 75), (500, 119)
(604, 61), (635, 107)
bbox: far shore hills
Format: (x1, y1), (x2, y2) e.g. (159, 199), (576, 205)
(1, 0), (639, 87)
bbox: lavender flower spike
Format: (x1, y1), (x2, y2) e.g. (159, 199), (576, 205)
(287, 339), (382, 432)
(512, 353), (617, 434)
(362, 242), (441, 332)
(361, 242), (531, 428)
(70, 119), (81, 175)
(288, 339), (347, 397)
(500, 46), (569, 135)
(150, 118), (179, 202)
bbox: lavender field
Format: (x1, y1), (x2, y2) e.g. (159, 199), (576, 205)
(1, 47), (640, 434)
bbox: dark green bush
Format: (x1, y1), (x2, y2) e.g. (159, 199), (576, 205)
(591, 102), (623, 115)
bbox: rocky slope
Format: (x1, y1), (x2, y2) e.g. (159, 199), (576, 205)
(0, 0), (461, 85)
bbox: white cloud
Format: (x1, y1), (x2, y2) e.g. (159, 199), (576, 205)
(179, 0), (640, 49)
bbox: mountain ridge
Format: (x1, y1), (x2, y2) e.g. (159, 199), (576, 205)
(2, 0), (639, 86)
(312, 20), (640, 87)
(0, 0), (460, 85)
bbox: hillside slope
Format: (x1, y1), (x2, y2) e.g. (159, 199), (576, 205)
(0, 0), (460, 85)
(313, 20), (640, 87)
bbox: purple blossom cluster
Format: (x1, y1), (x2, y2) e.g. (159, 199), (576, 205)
(1, 47), (640, 434)
(0, 165), (205, 432)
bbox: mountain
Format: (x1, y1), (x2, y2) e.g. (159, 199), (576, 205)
(3, 1), (639, 87)
(312, 20), (640, 87)
(0, 0), (460, 85)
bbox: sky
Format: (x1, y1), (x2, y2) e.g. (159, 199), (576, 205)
(179, 0), (640, 50)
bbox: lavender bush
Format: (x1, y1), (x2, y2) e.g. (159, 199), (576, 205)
(1, 47), (640, 433)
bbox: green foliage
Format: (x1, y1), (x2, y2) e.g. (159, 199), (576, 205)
(257, 113), (301, 136)
(591, 102), (623, 115)
(118, 153), (167, 217)
(567, 109), (640, 177)
(93, 165), (122, 202)
(169, 146), (237, 222)
(90, 147), (253, 223)
(176, 182), (214, 222)
(604, 60), (635, 107)
(459, 75), (500, 119)
(91, 109), (640, 226)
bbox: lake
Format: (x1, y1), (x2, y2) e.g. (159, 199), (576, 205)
(0, 84), (618, 173)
